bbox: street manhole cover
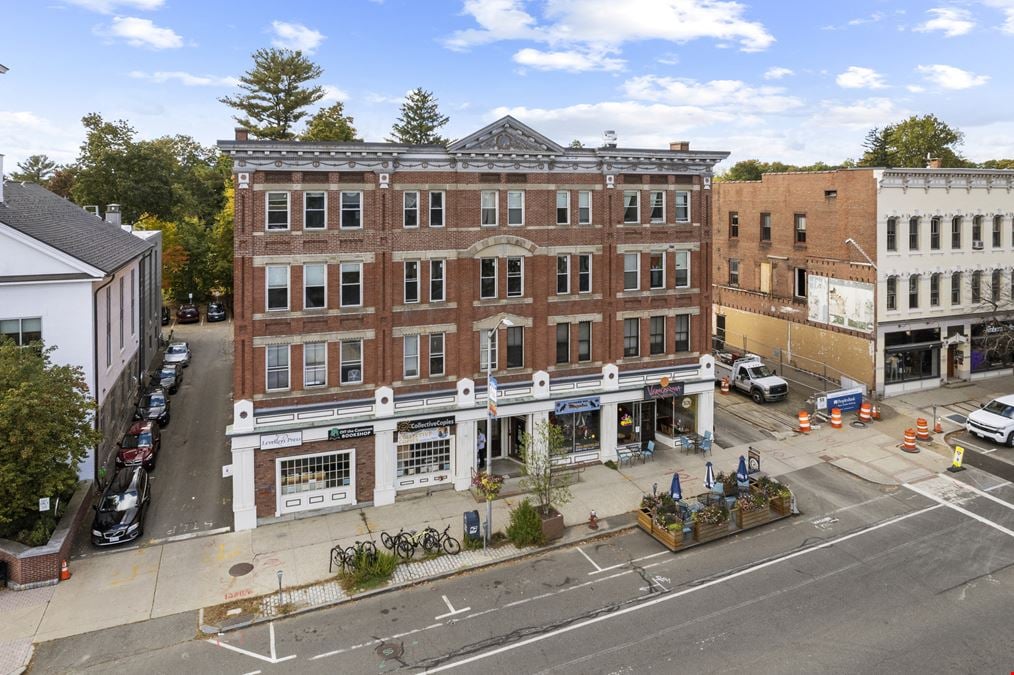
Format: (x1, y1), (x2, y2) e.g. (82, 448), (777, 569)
(375, 641), (403, 659)
(228, 562), (254, 577)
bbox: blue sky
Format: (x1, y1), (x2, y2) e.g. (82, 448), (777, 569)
(2, 0), (1013, 171)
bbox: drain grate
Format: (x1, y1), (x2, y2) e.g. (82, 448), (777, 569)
(376, 641), (404, 660)
(946, 414), (966, 425)
(228, 562), (254, 577)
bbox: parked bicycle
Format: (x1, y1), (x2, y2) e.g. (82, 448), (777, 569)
(329, 539), (378, 573)
(380, 528), (406, 551)
(393, 528), (441, 560)
(428, 524), (461, 555)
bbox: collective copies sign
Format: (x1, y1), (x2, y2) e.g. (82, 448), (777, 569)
(397, 415), (455, 444)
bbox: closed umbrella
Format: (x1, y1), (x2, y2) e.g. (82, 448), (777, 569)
(670, 473), (682, 501)
(736, 455), (749, 483)
(704, 461), (716, 491)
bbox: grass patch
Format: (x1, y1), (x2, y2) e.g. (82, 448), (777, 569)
(603, 460), (618, 471)
(202, 595), (263, 627)
(337, 549), (399, 593)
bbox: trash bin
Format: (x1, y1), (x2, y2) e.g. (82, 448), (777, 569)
(463, 509), (480, 544)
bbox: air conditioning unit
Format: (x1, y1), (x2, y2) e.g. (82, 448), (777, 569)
(378, 173), (390, 188)
(972, 240), (984, 250)
(605, 174), (615, 188)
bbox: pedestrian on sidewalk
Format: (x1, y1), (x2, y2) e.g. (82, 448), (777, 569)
(477, 428), (487, 469)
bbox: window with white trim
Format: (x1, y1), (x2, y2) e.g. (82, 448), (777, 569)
(886, 277), (897, 310)
(909, 217), (919, 250)
(793, 268), (807, 298)
(649, 191), (664, 223)
(930, 216), (940, 250)
(992, 216), (1002, 248)
(556, 255), (570, 294)
(480, 330), (498, 370)
(930, 273), (940, 306)
(556, 323), (569, 364)
(507, 190), (524, 226)
(649, 316), (665, 355)
(2, 318), (43, 346)
(794, 213), (806, 244)
(675, 315), (690, 352)
(403, 191), (419, 228)
(404, 334), (419, 378)
(340, 339), (363, 384)
(623, 253), (639, 291)
(971, 271), (981, 303)
(649, 252), (665, 289)
(578, 191), (591, 224)
(429, 191), (444, 227)
(118, 277), (124, 349)
(404, 261), (419, 304)
(480, 258), (497, 299)
(304, 263), (326, 309)
(266, 344), (290, 391)
(951, 272), (961, 305)
(623, 190), (639, 223)
(303, 342), (326, 387)
(909, 275), (920, 308)
(430, 259), (445, 302)
(266, 192), (289, 230)
(951, 216), (962, 249)
(397, 438), (451, 477)
(340, 191), (361, 229)
(729, 259), (740, 286)
(506, 326), (524, 368)
(623, 318), (639, 357)
(675, 191), (690, 223)
(304, 191), (326, 229)
(481, 190), (498, 226)
(280, 453), (350, 495)
(130, 269), (135, 336)
(267, 265), (289, 311)
(556, 191), (569, 225)
(578, 321), (591, 361)
(507, 257), (523, 297)
(578, 254), (591, 293)
(429, 333), (445, 376)
(972, 215), (983, 243)
(340, 262), (361, 307)
(674, 251), (690, 288)
(887, 218), (897, 251)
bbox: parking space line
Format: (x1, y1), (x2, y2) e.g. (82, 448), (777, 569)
(589, 550), (667, 576)
(576, 547), (603, 572)
(435, 594), (471, 620)
(904, 482), (1014, 538)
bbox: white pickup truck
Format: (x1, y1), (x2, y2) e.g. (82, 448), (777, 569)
(715, 353), (789, 404)
(965, 394), (1014, 446)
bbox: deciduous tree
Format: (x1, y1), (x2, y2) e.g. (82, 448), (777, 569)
(301, 101), (358, 142)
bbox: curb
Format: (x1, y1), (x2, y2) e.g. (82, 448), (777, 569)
(203, 513), (639, 634)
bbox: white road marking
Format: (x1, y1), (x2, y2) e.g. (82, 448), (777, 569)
(435, 594), (471, 620)
(310, 624), (442, 660)
(150, 526), (231, 546)
(904, 482), (1014, 538)
(241, 671), (261, 675)
(953, 437), (1002, 454)
(589, 550), (667, 576)
(208, 622), (295, 665)
(936, 473), (1014, 511)
(576, 547), (603, 572)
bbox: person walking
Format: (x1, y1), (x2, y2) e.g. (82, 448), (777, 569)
(477, 428), (487, 469)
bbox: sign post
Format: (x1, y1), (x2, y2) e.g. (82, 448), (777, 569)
(947, 445), (966, 473)
(38, 497), (50, 512)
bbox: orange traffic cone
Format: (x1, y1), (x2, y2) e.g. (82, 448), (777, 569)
(934, 417), (943, 434)
(60, 559), (71, 581)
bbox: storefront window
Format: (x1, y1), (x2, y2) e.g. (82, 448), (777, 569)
(617, 402), (657, 447)
(885, 329), (940, 384)
(971, 322), (1014, 373)
(397, 439), (451, 476)
(653, 395), (697, 436)
(280, 453), (350, 495)
(550, 410), (600, 454)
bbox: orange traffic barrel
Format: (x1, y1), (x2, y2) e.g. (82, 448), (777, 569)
(871, 403), (881, 421)
(720, 377), (730, 395)
(901, 428), (918, 452)
(915, 417), (930, 441)
(830, 408), (842, 429)
(798, 410), (811, 433)
(858, 401), (872, 423)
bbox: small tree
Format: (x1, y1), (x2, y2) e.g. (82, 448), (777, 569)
(0, 342), (101, 539)
(388, 88), (450, 145)
(968, 271), (1014, 374)
(11, 154), (58, 183)
(220, 48), (324, 140)
(302, 101), (358, 142)
(518, 420), (573, 517)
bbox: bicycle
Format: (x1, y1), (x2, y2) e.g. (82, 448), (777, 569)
(330, 540), (377, 573)
(380, 529), (406, 551)
(329, 544), (353, 573)
(393, 528), (442, 560)
(429, 524), (461, 555)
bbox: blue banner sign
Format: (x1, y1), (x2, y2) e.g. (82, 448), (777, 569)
(826, 387), (864, 413)
(554, 397), (601, 415)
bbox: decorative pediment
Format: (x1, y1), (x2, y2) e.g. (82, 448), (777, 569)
(448, 116), (564, 155)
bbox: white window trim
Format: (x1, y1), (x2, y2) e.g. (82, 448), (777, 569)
(429, 333), (445, 376)
(623, 190), (640, 224)
(793, 268), (806, 298)
(304, 191), (327, 230)
(266, 265), (290, 311)
(506, 256), (524, 297)
(403, 334), (420, 379)
(130, 269), (135, 336)
(675, 314), (691, 352)
(429, 191), (445, 228)
(430, 259), (445, 302)
(266, 191), (290, 231)
(675, 190), (690, 223)
(480, 258), (498, 299)
(303, 262), (327, 310)
(556, 191), (570, 225)
(505, 325), (524, 369)
(556, 323), (570, 364)
(403, 190), (420, 228)
(624, 253), (640, 291)
(303, 342), (327, 388)
(578, 190), (592, 225)
(340, 191), (363, 230)
(480, 330), (498, 371)
(557, 255), (570, 295)
(339, 262), (362, 308)
(649, 252), (666, 289)
(340, 339), (364, 385)
(674, 251), (690, 289)
(649, 316), (666, 354)
(649, 191), (665, 224)
(578, 254), (592, 294)
(404, 260), (420, 304)
(266, 344), (291, 392)
(481, 190), (499, 227)
(578, 321), (592, 362)
(507, 190), (525, 226)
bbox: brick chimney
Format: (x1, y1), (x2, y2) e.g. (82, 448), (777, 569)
(669, 141), (690, 151)
(105, 203), (121, 226)
(926, 157), (942, 169)
(235, 127), (249, 141)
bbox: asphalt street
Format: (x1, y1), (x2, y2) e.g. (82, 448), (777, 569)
(32, 461), (1014, 674)
(73, 317), (234, 558)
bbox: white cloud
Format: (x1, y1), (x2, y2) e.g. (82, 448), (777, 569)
(513, 47), (624, 72)
(763, 66), (793, 80)
(622, 75), (803, 114)
(809, 98), (905, 129)
(445, 0), (774, 70)
(128, 70), (238, 86)
(64, 0), (163, 13)
(981, 0), (1014, 33)
(916, 63), (989, 89)
(906, 84), (926, 93)
(270, 21), (325, 53)
(836, 66), (887, 89)
(656, 52), (680, 65)
(107, 16), (182, 49)
(0, 111), (80, 167)
(321, 85), (350, 102)
(915, 8), (975, 36)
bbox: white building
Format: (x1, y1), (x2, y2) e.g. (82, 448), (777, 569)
(0, 175), (157, 479)
(875, 168), (1014, 397)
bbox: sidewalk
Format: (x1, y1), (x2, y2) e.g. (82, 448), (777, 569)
(0, 404), (969, 673)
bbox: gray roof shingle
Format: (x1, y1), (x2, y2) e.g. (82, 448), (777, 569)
(0, 181), (152, 274)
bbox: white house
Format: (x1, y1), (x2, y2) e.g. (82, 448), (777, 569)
(0, 173), (157, 480)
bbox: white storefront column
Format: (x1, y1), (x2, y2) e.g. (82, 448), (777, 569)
(696, 354), (716, 437)
(373, 428), (397, 506)
(453, 421), (475, 491)
(599, 401), (618, 462)
(230, 400), (258, 531)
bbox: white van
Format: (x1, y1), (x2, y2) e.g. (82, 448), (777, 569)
(966, 394), (1014, 446)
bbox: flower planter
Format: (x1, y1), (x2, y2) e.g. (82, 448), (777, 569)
(694, 519), (728, 543)
(636, 508), (654, 531)
(636, 509), (683, 551)
(540, 508), (565, 542)
(734, 505), (772, 530)
(769, 494), (791, 516)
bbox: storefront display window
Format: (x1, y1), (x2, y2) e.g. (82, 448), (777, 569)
(397, 439), (451, 476)
(971, 322), (1014, 373)
(617, 402), (656, 446)
(280, 452), (350, 495)
(655, 396), (697, 436)
(550, 407), (600, 454)
(885, 329), (940, 384)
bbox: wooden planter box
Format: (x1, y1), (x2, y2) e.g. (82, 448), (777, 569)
(636, 509), (683, 551)
(636, 508), (654, 531)
(769, 494), (791, 516)
(694, 519), (728, 543)
(734, 505), (772, 530)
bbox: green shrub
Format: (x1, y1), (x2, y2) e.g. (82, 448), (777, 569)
(338, 549), (398, 592)
(15, 515), (57, 547)
(604, 460), (618, 470)
(506, 498), (545, 547)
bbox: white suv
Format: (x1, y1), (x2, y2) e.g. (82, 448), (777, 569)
(966, 394), (1014, 446)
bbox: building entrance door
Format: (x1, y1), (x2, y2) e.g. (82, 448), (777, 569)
(505, 416), (526, 460)
(947, 344), (956, 379)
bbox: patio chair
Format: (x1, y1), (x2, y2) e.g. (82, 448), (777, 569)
(698, 436), (713, 456)
(679, 435), (692, 455)
(641, 440), (656, 462)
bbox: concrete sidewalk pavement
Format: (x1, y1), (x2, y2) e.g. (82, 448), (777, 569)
(1, 402), (972, 673)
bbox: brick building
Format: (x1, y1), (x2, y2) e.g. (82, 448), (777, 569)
(713, 167), (1014, 399)
(218, 117), (728, 529)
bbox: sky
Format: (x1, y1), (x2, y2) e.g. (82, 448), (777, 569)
(1, 0), (1013, 173)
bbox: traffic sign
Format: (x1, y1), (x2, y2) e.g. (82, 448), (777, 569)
(947, 445), (966, 473)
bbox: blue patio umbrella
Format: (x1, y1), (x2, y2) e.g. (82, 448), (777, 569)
(736, 455), (749, 483)
(704, 461), (716, 490)
(670, 473), (682, 501)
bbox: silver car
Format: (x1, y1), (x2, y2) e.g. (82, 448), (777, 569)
(163, 341), (191, 368)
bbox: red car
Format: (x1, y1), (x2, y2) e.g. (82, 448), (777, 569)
(116, 420), (161, 471)
(176, 304), (200, 324)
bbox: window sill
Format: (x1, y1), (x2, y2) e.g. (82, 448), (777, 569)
(393, 302), (457, 312)
(472, 298), (533, 307)
(548, 293), (602, 302)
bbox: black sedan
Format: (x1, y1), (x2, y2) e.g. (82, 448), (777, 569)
(91, 466), (150, 546)
(149, 363), (182, 394)
(161, 306), (170, 325)
(206, 301), (227, 322)
(176, 304), (200, 324)
(136, 388), (171, 427)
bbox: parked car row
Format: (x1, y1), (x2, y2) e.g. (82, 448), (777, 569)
(161, 302), (228, 325)
(91, 339), (193, 547)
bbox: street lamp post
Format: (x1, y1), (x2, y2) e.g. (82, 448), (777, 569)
(483, 317), (513, 548)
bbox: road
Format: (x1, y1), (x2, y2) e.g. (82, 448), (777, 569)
(73, 317), (234, 558)
(33, 461), (1014, 673)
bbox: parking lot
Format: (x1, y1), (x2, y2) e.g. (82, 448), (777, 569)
(75, 315), (234, 557)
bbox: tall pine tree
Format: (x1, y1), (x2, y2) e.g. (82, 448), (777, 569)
(388, 88), (450, 145)
(220, 48), (324, 140)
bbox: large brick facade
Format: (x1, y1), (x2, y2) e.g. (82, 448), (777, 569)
(220, 117), (728, 528)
